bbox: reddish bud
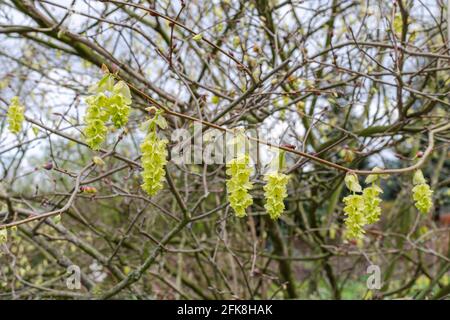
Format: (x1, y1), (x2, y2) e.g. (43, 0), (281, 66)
(80, 186), (97, 194)
(43, 161), (53, 170)
(416, 151), (424, 158)
(281, 144), (296, 150)
(88, 187), (97, 193)
(109, 63), (119, 74)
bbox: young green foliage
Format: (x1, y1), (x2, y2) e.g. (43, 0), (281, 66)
(84, 74), (131, 150)
(52, 214), (62, 225)
(7, 96), (25, 134)
(344, 172), (362, 193)
(192, 33), (203, 41)
(140, 108), (168, 197)
(412, 170), (433, 214)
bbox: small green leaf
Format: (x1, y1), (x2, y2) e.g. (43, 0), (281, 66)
(345, 173), (362, 193)
(93, 156), (105, 166)
(413, 170), (426, 185)
(192, 33), (203, 41)
(32, 126), (40, 136)
(52, 214), (61, 224)
(365, 166), (389, 184)
(140, 119), (152, 132)
(155, 116), (168, 130)
(211, 95), (220, 104)
(90, 74), (114, 93)
(113, 81), (132, 104)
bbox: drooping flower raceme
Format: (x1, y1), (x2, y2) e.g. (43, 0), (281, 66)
(343, 194), (366, 239)
(226, 154), (253, 218)
(343, 169), (387, 240)
(362, 184), (383, 224)
(412, 184), (433, 214)
(108, 92), (130, 129)
(109, 81), (131, 128)
(263, 172), (290, 220)
(84, 74), (131, 150)
(342, 173), (366, 239)
(7, 96), (25, 134)
(412, 170), (433, 214)
(140, 109), (168, 197)
(362, 169), (385, 224)
(140, 131), (168, 196)
(84, 93), (109, 150)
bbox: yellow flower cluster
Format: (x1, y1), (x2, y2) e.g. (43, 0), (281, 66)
(226, 155), (253, 218)
(225, 140), (293, 220)
(7, 96), (25, 134)
(342, 170), (385, 240)
(141, 131), (168, 196)
(140, 108), (168, 197)
(343, 194), (366, 239)
(412, 170), (433, 214)
(84, 74), (131, 150)
(263, 172), (290, 220)
(363, 184), (383, 224)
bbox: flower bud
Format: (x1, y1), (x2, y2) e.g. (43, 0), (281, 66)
(43, 161), (53, 170)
